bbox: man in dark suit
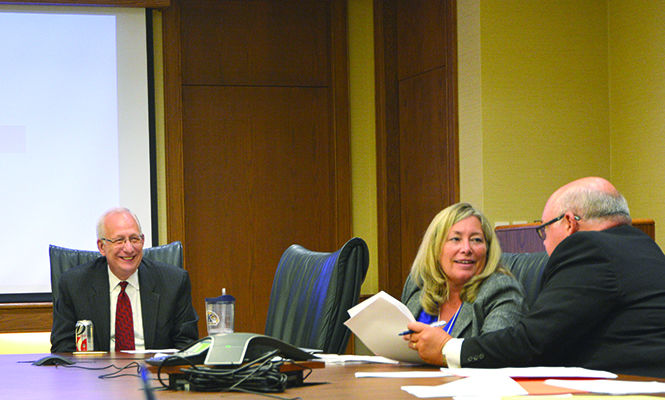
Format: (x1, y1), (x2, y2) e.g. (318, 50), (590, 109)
(51, 208), (198, 352)
(405, 177), (665, 378)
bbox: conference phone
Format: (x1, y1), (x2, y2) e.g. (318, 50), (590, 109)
(146, 332), (318, 367)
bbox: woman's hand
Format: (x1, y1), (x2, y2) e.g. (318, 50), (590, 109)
(402, 321), (452, 365)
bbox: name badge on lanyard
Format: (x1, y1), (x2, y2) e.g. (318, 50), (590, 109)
(443, 305), (462, 335)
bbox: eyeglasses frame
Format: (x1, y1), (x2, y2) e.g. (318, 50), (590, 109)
(100, 234), (145, 247)
(535, 214), (580, 240)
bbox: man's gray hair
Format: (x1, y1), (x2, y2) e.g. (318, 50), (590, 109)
(557, 187), (631, 223)
(96, 207), (143, 239)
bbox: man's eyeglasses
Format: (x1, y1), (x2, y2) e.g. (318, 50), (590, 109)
(101, 235), (144, 247)
(535, 214), (580, 240)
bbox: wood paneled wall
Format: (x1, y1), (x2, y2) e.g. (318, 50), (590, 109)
(374, 0), (459, 298)
(0, 1), (169, 6)
(162, 0), (351, 336)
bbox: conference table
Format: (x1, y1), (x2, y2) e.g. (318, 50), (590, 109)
(2, 352), (664, 399)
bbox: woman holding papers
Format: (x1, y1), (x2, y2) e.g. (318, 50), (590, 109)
(401, 202), (525, 345)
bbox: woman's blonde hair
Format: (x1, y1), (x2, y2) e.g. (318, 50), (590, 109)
(410, 202), (506, 315)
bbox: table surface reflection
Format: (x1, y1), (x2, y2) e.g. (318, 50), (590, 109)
(3, 352), (663, 399)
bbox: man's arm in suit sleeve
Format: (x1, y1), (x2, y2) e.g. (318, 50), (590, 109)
(50, 277), (78, 353)
(170, 270), (199, 349)
(458, 234), (620, 367)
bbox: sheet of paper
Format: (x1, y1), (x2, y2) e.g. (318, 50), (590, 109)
(445, 366), (617, 379)
(456, 397), (506, 400)
(315, 354), (399, 364)
(544, 379), (665, 395)
(121, 349), (179, 354)
(402, 375), (527, 398)
(347, 290), (414, 318)
(344, 291), (422, 363)
(356, 370), (453, 378)
(503, 396), (662, 400)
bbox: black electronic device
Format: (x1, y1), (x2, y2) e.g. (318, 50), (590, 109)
(146, 332), (318, 367)
(33, 355), (75, 366)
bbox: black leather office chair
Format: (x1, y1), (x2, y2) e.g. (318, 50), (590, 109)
(500, 252), (549, 307)
(264, 237), (370, 354)
(48, 241), (184, 303)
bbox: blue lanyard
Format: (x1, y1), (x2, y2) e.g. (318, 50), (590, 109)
(443, 305), (462, 335)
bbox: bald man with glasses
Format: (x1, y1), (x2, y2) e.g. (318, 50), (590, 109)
(403, 177), (665, 378)
(51, 208), (198, 352)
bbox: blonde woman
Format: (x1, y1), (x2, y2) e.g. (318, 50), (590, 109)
(401, 203), (525, 353)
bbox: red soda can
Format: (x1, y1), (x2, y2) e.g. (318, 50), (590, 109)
(75, 320), (94, 351)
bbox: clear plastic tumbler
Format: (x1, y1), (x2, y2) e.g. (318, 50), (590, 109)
(205, 288), (235, 335)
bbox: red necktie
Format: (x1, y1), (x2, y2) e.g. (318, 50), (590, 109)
(115, 281), (135, 351)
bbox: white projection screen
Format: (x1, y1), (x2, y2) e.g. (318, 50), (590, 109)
(0, 5), (154, 300)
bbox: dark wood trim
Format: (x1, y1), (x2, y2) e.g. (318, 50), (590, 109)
(0, 303), (52, 333)
(374, 0), (401, 297)
(631, 218), (656, 240)
(0, 0), (169, 7)
(374, 0), (459, 298)
(161, 1), (187, 248)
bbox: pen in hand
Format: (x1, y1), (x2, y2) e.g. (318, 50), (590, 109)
(398, 320), (448, 336)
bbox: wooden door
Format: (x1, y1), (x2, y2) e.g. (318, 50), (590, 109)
(162, 0), (351, 336)
(374, 0), (459, 297)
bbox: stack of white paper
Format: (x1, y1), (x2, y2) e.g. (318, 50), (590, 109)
(344, 291), (422, 363)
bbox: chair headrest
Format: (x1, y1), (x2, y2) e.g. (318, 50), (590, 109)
(500, 252), (549, 307)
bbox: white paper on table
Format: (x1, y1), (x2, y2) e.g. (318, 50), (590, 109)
(315, 354), (399, 364)
(453, 397), (505, 400)
(356, 370), (454, 378)
(121, 349), (179, 354)
(344, 291), (422, 364)
(445, 366), (617, 379)
(544, 379), (665, 395)
(401, 375), (527, 398)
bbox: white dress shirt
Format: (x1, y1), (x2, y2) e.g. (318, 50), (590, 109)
(442, 338), (463, 368)
(108, 268), (145, 350)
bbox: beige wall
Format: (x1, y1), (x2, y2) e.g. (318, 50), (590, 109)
(458, 0), (484, 211)
(465, 0), (611, 225)
(609, 0), (665, 247)
(459, 0), (664, 248)
(348, 0), (379, 295)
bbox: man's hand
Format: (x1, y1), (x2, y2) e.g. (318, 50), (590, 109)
(402, 321), (452, 366)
